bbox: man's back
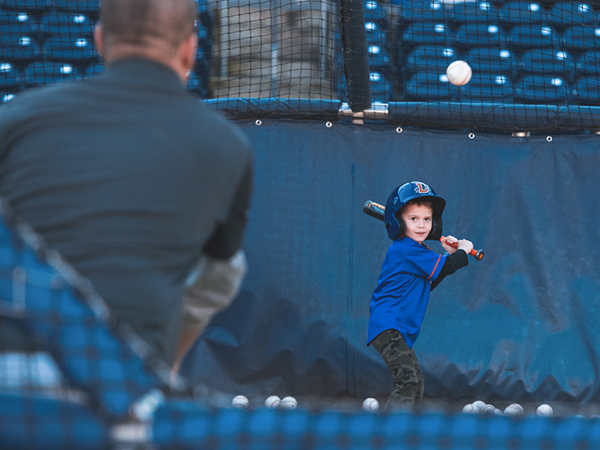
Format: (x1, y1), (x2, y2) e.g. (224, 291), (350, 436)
(0, 58), (253, 363)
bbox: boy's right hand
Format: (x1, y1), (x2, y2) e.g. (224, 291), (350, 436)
(457, 239), (474, 254)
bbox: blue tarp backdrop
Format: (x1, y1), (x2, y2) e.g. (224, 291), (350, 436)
(181, 121), (600, 404)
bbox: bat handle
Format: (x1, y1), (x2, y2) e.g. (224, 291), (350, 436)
(440, 237), (484, 261)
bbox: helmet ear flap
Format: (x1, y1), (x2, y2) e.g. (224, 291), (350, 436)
(427, 217), (443, 241)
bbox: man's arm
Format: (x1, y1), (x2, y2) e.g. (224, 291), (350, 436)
(172, 250), (247, 375)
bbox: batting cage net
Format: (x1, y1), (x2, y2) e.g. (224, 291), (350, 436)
(2, 0), (600, 130)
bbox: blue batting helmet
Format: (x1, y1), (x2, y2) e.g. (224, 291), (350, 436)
(384, 181), (446, 240)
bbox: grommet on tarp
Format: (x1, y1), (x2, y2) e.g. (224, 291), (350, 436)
(326, 121), (333, 128)
(469, 133), (475, 139)
(396, 127), (403, 134)
(255, 119), (262, 126)
(547, 136), (553, 142)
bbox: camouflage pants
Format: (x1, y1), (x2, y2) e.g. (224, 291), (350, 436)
(371, 329), (424, 411)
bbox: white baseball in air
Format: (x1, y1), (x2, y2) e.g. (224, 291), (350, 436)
(280, 396), (298, 409)
(232, 395), (249, 408)
(362, 397), (379, 412)
(265, 395), (281, 408)
(446, 60), (472, 86)
(503, 403), (525, 416)
(536, 404), (554, 417)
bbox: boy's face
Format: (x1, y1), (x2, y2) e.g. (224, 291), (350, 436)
(400, 203), (433, 244)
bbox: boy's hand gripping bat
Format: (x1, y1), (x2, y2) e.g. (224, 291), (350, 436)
(363, 200), (484, 261)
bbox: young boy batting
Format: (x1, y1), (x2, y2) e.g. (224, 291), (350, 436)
(367, 181), (473, 410)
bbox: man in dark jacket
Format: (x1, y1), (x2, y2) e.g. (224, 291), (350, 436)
(0, 0), (253, 372)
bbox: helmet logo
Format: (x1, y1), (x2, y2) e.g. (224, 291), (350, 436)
(415, 182), (430, 194)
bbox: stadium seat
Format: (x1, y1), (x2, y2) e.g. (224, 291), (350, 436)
(455, 23), (507, 48)
(404, 71), (459, 100)
(0, 91), (16, 103)
(186, 71), (204, 95)
(401, 21), (454, 48)
(83, 61), (103, 78)
(369, 70), (394, 102)
(0, 61), (21, 90)
(496, 1), (545, 25)
(23, 61), (79, 87)
(1, 0), (50, 14)
(37, 12), (95, 38)
(546, 2), (594, 28)
(450, 1), (499, 25)
(571, 76), (600, 105)
(396, 0), (447, 25)
(366, 33), (392, 71)
(519, 48), (575, 78)
(54, 0), (99, 15)
(575, 50), (600, 76)
(464, 46), (515, 73)
(508, 24), (557, 49)
(0, 8), (39, 36)
(196, 0), (212, 30)
(459, 71), (514, 101)
(513, 74), (569, 103)
(404, 45), (458, 73)
(0, 34), (41, 62)
(43, 34), (97, 63)
(560, 25), (600, 53)
(364, 0), (390, 29)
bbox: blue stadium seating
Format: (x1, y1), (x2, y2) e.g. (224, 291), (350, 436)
(464, 46), (515, 73)
(0, 34), (41, 62)
(401, 21), (454, 47)
(450, 1), (499, 25)
(38, 12), (95, 38)
(0, 91), (16, 102)
(42, 34), (97, 63)
(55, 0), (99, 15)
(404, 70), (459, 100)
(514, 74), (569, 103)
(1, 0), (50, 14)
(519, 48), (575, 78)
(396, 0), (447, 25)
(0, 8), (38, 36)
(575, 50), (600, 76)
(560, 25), (600, 53)
(459, 71), (514, 101)
(404, 45), (457, 73)
(455, 23), (507, 48)
(0, 60), (21, 90)
(366, 36), (392, 71)
(83, 61), (103, 78)
(547, 2), (595, 28)
(23, 60), (79, 87)
(496, 1), (545, 25)
(364, 0), (389, 28)
(508, 24), (557, 49)
(571, 76), (600, 105)
(369, 70), (394, 102)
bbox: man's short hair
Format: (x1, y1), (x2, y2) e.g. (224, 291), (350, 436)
(99, 0), (197, 51)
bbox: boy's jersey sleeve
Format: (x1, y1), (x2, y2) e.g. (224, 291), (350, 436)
(402, 240), (446, 282)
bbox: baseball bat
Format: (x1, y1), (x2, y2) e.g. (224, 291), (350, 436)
(362, 200), (484, 261)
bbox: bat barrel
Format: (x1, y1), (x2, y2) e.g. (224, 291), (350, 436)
(362, 200), (385, 221)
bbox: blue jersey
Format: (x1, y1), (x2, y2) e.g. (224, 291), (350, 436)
(367, 237), (445, 349)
